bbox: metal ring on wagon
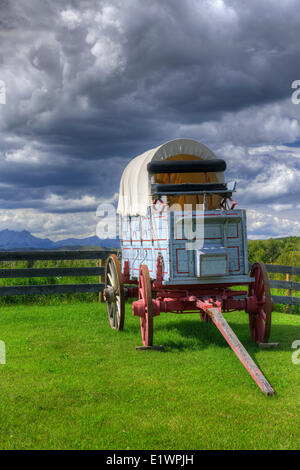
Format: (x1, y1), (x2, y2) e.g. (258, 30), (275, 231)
(153, 198), (166, 213)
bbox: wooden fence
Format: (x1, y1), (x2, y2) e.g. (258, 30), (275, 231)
(0, 250), (118, 298)
(249, 263), (300, 312)
(0, 252), (298, 311)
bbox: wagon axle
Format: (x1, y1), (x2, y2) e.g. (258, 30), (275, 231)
(132, 291), (270, 319)
(132, 293), (248, 317)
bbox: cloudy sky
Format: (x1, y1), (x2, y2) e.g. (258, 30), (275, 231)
(0, 0), (299, 240)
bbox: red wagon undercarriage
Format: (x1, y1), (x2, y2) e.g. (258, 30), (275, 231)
(104, 254), (276, 396)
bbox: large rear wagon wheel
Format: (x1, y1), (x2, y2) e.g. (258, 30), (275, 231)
(138, 265), (153, 347)
(248, 262), (272, 343)
(104, 254), (125, 330)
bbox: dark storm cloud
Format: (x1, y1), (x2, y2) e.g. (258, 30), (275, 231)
(0, 0), (299, 237)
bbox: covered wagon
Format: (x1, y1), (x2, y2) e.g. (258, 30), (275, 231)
(104, 138), (275, 395)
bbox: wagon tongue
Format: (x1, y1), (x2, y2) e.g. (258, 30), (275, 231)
(205, 306), (274, 396)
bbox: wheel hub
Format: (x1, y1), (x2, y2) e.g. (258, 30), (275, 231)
(103, 286), (115, 302)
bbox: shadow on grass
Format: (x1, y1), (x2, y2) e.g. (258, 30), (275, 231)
(125, 316), (233, 351)
(124, 302), (300, 352)
(124, 314), (299, 397)
(128, 316), (300, 353)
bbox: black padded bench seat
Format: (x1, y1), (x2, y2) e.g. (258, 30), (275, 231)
(147, 159), (226, 174)
(151, 183), (227, 193)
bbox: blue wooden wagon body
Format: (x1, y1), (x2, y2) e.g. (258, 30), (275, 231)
(118, 138), (251, 287)
(121, 208), (250, 285)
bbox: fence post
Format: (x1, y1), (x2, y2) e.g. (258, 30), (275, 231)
(286, 272), (292, 314)
(99, 258), (103, 303)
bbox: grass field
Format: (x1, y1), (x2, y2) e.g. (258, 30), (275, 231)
(0, 301), (299, 450)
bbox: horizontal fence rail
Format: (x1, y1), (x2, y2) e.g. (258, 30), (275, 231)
(0, 249), (118, 297)
(0, 250), (116, 261)
(249, 263), (300, 310)
(0, 253), (298, 308)
(0, 284), (105, 296)
(0, 267), (104, 278)
(261, 264), (300, 276)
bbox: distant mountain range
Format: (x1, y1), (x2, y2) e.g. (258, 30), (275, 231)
(0, 229), (120, 250)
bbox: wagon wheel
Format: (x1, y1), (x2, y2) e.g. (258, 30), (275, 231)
(248, 262), (272, 343)
(138, 265), (153, 346)
(104, 254), (125, 330)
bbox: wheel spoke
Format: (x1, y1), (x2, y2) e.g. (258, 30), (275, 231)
(110, 261), (117, 286)
(107, 272), (114, 287)
(139, 274), (146, 302)
(105, 255), (125, 331)
(114, 304), (119, 328)
(256, 276), (265, 299)
(258, 308), (266, 322)
(115, 298), (120, 323)
(110, 302), (116, 325)
(256, 316), (265, 342)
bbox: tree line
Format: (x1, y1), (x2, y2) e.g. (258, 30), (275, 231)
(248, 236), (300, 266)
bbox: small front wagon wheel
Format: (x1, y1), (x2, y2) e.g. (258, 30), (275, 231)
(104, 254), (125, 330)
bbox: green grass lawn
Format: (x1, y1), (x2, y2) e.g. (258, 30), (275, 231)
(0, 301), (299, 450)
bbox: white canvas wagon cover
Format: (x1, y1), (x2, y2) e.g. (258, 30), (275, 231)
(117, 138), (225, 217)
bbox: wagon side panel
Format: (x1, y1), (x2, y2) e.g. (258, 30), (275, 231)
(168, 210), (249, 284)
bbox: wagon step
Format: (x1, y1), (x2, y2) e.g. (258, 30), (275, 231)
(206, 307), (275, 396)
